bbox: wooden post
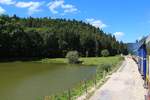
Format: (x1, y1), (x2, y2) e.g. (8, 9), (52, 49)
(103, 70), (106, 79)
(94, 75), (97, 86)
(85, 81), (87, 94)
(44, 96), (51, 100)
(68, 89), (71, 100)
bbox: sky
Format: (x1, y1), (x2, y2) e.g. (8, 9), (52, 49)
(0, 0), (150, 43)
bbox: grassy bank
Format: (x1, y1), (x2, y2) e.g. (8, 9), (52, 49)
(38, 56), (124, 100)
(38, 56), (122, 66)
(80, 56), (122, 66)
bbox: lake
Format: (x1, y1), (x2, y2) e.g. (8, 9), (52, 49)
(0, 62), (96, 100)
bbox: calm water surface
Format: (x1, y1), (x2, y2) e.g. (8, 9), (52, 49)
(0, 62), (96, 100)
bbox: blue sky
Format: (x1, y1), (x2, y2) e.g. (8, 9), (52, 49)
(0, 0), (150, 43)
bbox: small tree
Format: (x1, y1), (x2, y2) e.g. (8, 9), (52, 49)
(66, 51), (79, 64)
(101, 49), (110, 57)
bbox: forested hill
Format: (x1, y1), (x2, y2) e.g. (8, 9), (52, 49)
(0, 15), (128, 59)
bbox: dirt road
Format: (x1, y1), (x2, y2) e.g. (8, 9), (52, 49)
(89, 57), (146, 100)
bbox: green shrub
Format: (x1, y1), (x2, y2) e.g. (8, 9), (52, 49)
(97, 63), (112, 73)
(101, 49), (110, 57)
(66, 51), (79, 64)
(119, 56), (124, 61)
(101, 64), (112, 72)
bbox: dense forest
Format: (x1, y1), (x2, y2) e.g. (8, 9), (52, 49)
(0, 14), (128, 59)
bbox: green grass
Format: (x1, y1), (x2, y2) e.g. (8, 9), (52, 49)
(38, 58), (67, 64)
(37, 56), (124, 100)
(37, 56), (122, 66)
(80, 56), (121, 66)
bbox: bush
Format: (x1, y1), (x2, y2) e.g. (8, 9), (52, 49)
(119, 56), (124, 61)
(101, 49), (110, 57)
(101, 64), (112, 72)
(97, 63), (112, 73)
(66, 51), (79, 64)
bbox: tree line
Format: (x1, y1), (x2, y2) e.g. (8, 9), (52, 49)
(0, 14), (128, 59)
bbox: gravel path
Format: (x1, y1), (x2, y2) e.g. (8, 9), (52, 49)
(89, 57), (146, 100)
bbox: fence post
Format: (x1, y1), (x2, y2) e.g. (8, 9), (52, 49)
(68, 88), (71, 100)
(44, 96), (51, 100)
(85, 80), (87, 94)
(103, 70), (106, 79)
(94, 75), (97, 86)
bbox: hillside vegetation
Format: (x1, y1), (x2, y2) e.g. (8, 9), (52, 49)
(0, 15), (128, 59)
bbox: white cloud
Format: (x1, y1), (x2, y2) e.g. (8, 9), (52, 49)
(0, 0), (15, 5)
(0, 0), (44, 15)
(86, 18), (107, 28)
(47, 0), (78, 14)
(114, 32), (124, 39)
(15, 1), (44, 15)
(47, 0), (64, 14)
(0, 6), (5, 14)
(62, 4), (77, 13)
